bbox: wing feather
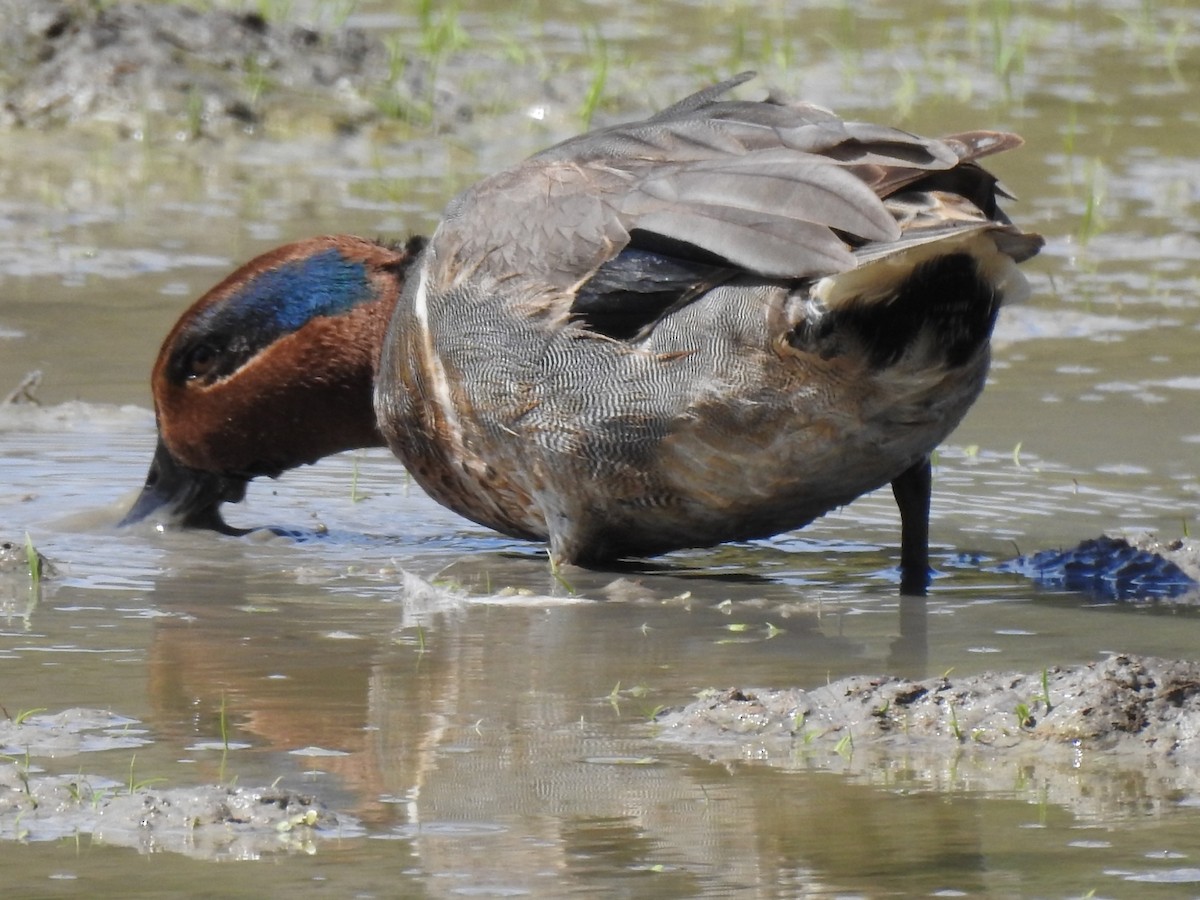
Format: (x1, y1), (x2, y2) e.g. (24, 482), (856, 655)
(424, 75), (1029, 335)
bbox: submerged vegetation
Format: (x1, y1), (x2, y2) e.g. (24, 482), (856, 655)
(22, 534), (39, 589)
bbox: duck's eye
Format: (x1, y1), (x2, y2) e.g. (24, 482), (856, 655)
(183, 343), (220, 380)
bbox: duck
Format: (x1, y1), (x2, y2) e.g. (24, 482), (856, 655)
(121, 73), (1042, 594)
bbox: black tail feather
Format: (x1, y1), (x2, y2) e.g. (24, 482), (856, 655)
(792, 253), (999, 369)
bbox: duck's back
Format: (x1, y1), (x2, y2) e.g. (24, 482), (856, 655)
(376, 75), (1042, 565)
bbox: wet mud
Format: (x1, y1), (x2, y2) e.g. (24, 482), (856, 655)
(0, 709), (358, 856)
(0, 0), (429, 138)
(657, 654), (1200, 816)
(0, 0), (601, 141)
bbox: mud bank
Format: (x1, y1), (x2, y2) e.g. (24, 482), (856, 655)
(657, 654), (1200, 816)
(0, 0), (425, 138)
(0, 709), (359, 858)
(0, 0), (610, 140)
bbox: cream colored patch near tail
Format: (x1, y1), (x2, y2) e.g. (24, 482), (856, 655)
(812, 227), (1034, 311)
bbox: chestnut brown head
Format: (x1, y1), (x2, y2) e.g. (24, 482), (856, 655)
(121, 234), (424, 532)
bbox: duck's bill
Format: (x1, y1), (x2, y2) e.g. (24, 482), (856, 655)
(119, 437), (250, 535)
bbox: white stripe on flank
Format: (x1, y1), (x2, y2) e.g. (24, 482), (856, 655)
(411, 267), (466, 450)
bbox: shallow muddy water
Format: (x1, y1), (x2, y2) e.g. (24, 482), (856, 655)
(2, 0), (1199, 896)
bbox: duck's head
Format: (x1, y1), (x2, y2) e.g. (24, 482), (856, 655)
(120, 234), (425, 533)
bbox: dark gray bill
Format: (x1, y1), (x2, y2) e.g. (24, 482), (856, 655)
(119, 436), (249, 535)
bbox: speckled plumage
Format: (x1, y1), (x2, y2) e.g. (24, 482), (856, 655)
(123, 75), (1042, 592)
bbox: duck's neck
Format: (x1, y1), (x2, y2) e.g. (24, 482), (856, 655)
(323, 237), (426, 456)
(361, 237), (426, 445)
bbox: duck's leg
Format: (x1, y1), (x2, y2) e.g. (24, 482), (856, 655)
(891, 456), (932, 596)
